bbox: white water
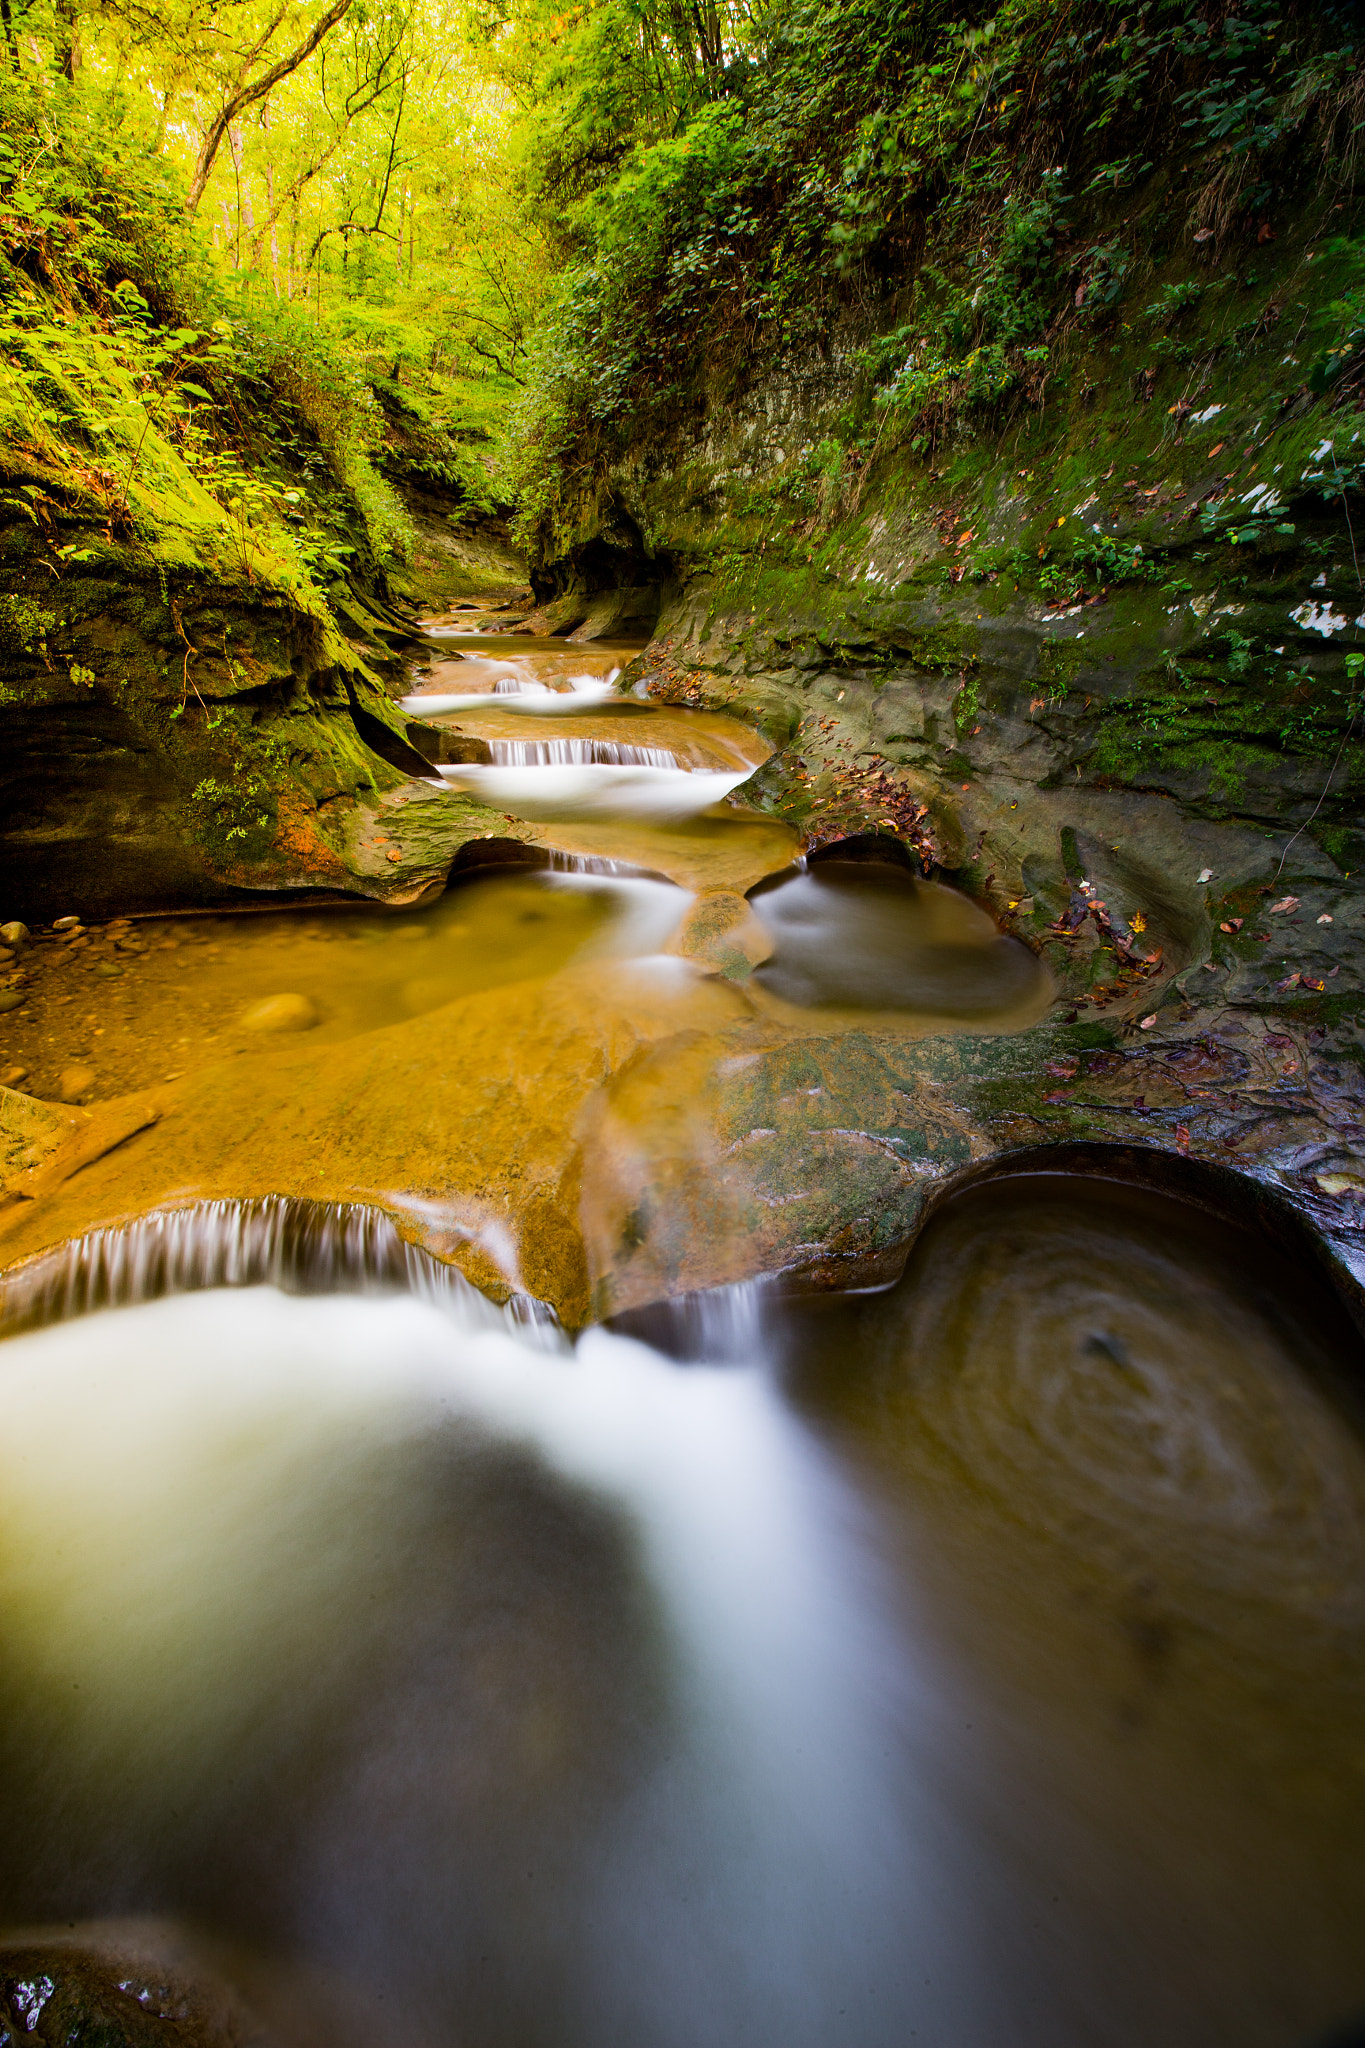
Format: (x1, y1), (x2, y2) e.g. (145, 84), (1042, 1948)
(0, 1194), (564, 1343)
(434, 761), (751, 821)
(488, 738), (682, 768)
(0, 1282), (979, 2048)
(402, 676), (619, 717)
(548, 870), (690, 956)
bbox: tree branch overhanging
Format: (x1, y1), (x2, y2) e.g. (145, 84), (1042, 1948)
(185, 0), (355, 216)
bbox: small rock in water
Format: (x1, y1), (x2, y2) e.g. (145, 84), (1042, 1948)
(52, 915), (82, 932)
(58, 1063), (97, 1102)
(0, 948), (14, 968)
(2, 1063), (29, 1086)
(0, 920), (29, 946)
(0, 989), (25, 1014)
(240, 992), (320, 1033)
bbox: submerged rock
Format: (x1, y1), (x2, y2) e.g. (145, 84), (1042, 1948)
(58, 1064), (96, 1103)
(240, 993), (320, 1033)
(666, 889), (774, 978)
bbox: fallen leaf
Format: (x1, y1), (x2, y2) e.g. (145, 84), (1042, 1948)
(1197, 867), (1213, 883)
(1209, 441), (1225, 458)
(1129, 910), (1147, 933)
(1219, 917), (1243, 932)
(1302, 975), (1325, 991)
(1176, 1124), (1190, 1152)
(1140, 1014), (1158, 1030)
(1317, 1171), (1365, 1196)
(1193, 227), (1213, 243)
(1317, 912), (1333, 924)
(1269, 895), (1299, 913)
(1045, 1056), (1080, 1079)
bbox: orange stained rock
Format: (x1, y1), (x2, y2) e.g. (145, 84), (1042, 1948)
(0, 958), (762, 1326)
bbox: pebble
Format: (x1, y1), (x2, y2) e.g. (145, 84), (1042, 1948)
(2, 1064), (28, 1087)
(53, 915), (82, 932)
(240, 992), (320, 1033)
(0, 949), (14, 969)
(0, 989), (25, 1013)
(0, 921), (28, 947)
(58, 1063), (96, 1102)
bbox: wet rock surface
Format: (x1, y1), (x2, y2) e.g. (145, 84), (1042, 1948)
(3, 591), (1364, 1333)
(1, 1928), (275, 2048)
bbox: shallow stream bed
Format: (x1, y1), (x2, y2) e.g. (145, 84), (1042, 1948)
(1, 610), (1363, 2048)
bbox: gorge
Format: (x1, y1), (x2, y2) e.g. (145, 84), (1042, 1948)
(2, 1), (1365, 2043)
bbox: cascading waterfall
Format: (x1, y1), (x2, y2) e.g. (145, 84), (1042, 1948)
(0, 1234), (980, 2048)
(547, 850), (646, 875)
(401, 672), (620, 718)
(434, 760), (751, 821)
(488, 738), (683, 768)
(0, 1196), (563, 1345)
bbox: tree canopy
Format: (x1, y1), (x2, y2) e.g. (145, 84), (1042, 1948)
(0, 0), (1360, 577)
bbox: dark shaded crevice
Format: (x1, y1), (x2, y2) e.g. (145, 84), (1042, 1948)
(342, 679), (441, 778)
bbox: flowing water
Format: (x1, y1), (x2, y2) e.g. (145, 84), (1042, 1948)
(2, 614), (1363, 2048)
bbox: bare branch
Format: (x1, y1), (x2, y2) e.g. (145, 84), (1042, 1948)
(185, 0), (355, 216)
(305, 218), (400, 270)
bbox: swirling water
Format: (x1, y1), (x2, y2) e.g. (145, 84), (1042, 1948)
(1, 1174), (1363, 2048)
(0, 1274), (972, 2048)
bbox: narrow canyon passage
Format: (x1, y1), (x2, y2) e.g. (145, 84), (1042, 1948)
(2, 622), (1364, 2048)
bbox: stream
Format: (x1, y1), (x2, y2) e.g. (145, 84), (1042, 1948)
(0, 618), (1363, 2048)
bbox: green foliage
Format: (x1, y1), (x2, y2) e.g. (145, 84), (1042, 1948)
(0, 591), (56, 655)
(509, 0), (1362, 554)
(0, 65), (426, 609)
(1030, 534), (1162, 604)
(189, 769), (275, 852)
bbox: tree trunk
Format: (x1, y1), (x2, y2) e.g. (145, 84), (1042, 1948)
(185, 0), (354, 217)
(54, 0), (78, 79)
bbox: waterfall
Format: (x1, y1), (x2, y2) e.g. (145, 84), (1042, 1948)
(401, 676), (621, 719)
(0, 1259), (974, 2048)
(488, 739), (683, 769)
(432, 761), (750, 822)
(0, 1196), (563, 1348)
(547, 850), (639, 875)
